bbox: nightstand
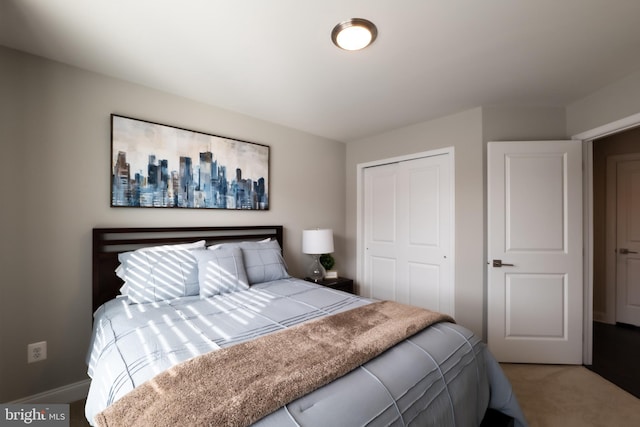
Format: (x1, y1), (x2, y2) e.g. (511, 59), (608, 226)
(305, 277), (355, 294)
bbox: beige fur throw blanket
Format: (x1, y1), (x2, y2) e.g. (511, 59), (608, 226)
(95, 300), (454, 427)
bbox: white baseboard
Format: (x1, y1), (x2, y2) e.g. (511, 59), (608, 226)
(8, 379), (90, 404)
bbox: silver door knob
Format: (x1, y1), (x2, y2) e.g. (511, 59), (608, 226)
(620, 248), (639, 254)
(493, 259), (515, 267)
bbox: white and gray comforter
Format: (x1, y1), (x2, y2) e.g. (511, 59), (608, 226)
(85, 278), (526, 426)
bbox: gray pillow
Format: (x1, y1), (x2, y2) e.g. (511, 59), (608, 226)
(237, 240), (289, 284)
(207, 239), (289, 285)
(192, 247), (250, 297)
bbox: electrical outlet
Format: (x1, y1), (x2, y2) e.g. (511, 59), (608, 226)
(27, 341), (47, 363)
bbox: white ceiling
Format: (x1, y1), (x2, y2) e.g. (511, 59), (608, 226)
(2, 0), (640, 142)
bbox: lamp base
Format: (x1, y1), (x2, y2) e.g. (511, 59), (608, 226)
(307, 255), (325, 282)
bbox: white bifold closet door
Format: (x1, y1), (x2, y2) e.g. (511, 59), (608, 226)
(362, 153), (453, 316)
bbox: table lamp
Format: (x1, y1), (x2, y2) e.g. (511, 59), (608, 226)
(302, 229), (334, 282)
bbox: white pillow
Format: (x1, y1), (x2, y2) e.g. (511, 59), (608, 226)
(117, 240), (206, 303)
(192, 248), (249, 297)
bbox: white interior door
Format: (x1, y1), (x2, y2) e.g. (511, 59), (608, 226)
(615, 159), (640, 326)
(363, 154), (453, 315)
(488, 141), (583, 364)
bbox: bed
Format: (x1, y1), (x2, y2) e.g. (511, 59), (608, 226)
(86, 226), (526, 427)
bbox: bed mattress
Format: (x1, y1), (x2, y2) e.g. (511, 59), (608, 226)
(85, 278), (525, 426)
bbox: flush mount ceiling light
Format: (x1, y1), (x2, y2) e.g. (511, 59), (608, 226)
(331, 18), (378, 51)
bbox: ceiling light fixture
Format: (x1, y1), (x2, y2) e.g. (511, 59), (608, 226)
(331, 18), (378, 51)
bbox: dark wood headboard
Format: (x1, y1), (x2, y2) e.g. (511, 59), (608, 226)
(92, 225), (284, 313)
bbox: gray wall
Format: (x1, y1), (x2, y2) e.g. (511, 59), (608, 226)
(345, 107), (567, 340)
(567, 69), (640, 136)
(0, 46), (346, 402)
(566, 69), (640, 320)
(346, 108), (485, 336)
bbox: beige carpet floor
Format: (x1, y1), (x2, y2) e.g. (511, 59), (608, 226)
(502, 363), (640, 426)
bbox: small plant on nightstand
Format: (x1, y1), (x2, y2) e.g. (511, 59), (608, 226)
(320, 253), (337, 278)
(319, 253), (335, 271)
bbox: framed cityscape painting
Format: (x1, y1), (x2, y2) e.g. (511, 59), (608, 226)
(111, 115), (269, 210)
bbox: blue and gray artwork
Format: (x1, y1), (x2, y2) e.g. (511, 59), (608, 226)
(111, 116), (269, 209)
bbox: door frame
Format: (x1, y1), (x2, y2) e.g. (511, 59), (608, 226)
(356, 147), (456, 316)
(573, 111), (640, 365)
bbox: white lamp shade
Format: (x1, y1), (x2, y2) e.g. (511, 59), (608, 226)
(302, 229), (334, 254)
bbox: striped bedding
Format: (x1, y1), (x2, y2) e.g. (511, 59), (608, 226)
(85, 278), (526, 426)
